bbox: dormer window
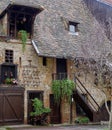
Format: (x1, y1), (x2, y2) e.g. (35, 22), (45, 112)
(8, 5), (42, 38)
(69, 21), (79, 35)
(0, 3), (43, 39)
(69, 24), (76, 33)
(61, 17), (79, 35)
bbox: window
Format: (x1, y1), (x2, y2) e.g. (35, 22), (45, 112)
(7, 5), (42, 38)
(0, 64), (17, 84)
(69, 21), (79, 35)
(5, 50), (13, 63)
(69, 24), (77, 33)
(43, 57), (47, 66)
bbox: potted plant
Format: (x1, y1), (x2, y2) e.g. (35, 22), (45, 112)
(5, 78), (18, 85)
(18, 30), (28, 52)
(5, 77), (12, 84)
(30, 98), (51, 125)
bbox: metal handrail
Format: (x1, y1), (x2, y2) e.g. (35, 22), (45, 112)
(52, 73), (100, 111)
(75, 76), (100, 111)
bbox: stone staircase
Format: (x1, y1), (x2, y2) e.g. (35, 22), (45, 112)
(74, 77), (109, 122)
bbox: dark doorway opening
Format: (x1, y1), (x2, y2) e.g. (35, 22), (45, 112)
(76, 94), (87, 117)
(50, 94), (61, 124)
(56, 58), (67, 80)
(27, 91), (43, 124)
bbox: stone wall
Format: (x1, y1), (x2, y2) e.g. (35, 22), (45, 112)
(0, 40), (54, 122)
(0, 39), (76, 123)
(22, 65), (40, 87)
(0, 0), (111, 124)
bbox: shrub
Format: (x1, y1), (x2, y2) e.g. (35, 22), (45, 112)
(30, 98), (51, 117)
(30, 98), (51, 125)
(75, 116), (90, 124)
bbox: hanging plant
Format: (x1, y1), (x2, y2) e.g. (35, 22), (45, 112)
(52, 80), (62, 104)
(18, 30), (28, 52)
(51, 79), (75, 104)
(61, 79), (75, 102)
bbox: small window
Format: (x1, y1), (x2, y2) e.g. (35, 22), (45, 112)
(5, 50), (13, 63)
(43, 57), (47, 66)
(69, 24), (76, 32)
(0, 64), (17, 84)
(69, 21), (79, 35)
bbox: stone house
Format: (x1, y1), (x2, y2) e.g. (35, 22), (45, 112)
(0, 0), (112, 125)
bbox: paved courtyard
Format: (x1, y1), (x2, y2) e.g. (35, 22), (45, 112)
(0, 125), (108, 130)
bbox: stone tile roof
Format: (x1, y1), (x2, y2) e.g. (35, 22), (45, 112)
(0, 1), (43, 18)
(100, 0), (112, 6)
(0, 0), (112, 60)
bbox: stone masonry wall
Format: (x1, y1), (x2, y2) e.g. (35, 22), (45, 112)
(0, 0), (111, 124)
(0, 40), (54, 123)
(0, 39), (76, 123)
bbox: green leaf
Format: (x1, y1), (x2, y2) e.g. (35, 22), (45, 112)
(30, 98), (51, 116)
(51, 79), (76, 104)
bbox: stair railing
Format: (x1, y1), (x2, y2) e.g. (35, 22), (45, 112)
(52, 73), (100, 111)
(75, 76), (100, 111)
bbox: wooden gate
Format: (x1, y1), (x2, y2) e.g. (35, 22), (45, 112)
(0, 87), (24, 125)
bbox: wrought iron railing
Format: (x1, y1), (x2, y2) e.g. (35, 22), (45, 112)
(75, 76), (100, 111)
(52, 73), (100, 111)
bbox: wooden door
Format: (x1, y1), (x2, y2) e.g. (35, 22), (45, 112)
(50, 94), (61, 124)
(0, 87), (24, 125)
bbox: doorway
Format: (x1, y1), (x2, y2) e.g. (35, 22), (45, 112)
(27, 91), (43, 124)
(56, 58), (67, 79)
(50, 94), (61, 124)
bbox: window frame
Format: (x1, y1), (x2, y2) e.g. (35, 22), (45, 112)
(68, 21), (79, 35)
(0, 63), (17, 84)
(5, 49), (13, 63)
(6, 5), (42, 39)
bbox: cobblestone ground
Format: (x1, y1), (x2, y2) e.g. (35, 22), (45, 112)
(3, 125), (108, 130)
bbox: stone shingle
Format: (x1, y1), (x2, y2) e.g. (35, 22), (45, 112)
(99, 0), (112, 6)
(0, 0), (112, 60)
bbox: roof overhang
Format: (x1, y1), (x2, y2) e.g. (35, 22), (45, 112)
(31, 40), (74, 59)
(0, 2), (44, 19)
(32, 40), (40, 54)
